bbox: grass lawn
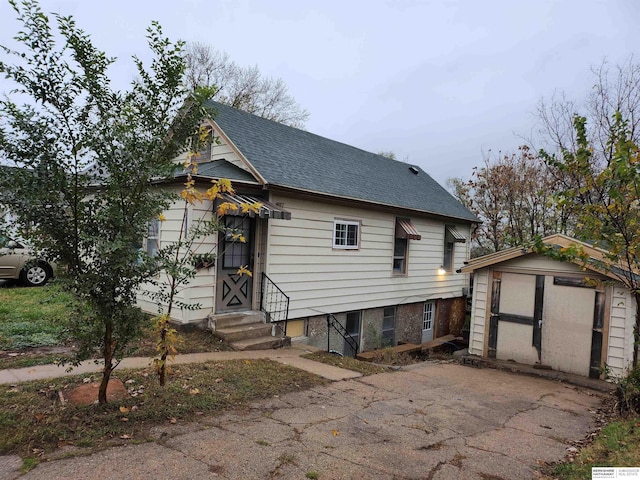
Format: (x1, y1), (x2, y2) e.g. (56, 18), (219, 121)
(302, 351), (391, 376)
(0, 282), (75, 349)
(0, 359), (328, 468)
(0, 282), (76, 368)
(0, 281), (232, 369)
(546, 415), (640, 479)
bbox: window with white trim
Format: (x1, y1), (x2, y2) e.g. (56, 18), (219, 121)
(443, 240), (454, 272)
(145, 219), (160, 257)
(393, 237), (408, 274)
(443, 225), (465, 272)
(393, 218), (420, 275)
(423, 301), (434, 331)
(333, 219), (360, 249)
(382, 306), (396, 346)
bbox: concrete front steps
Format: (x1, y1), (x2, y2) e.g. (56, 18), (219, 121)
(209, 311), (291, 351)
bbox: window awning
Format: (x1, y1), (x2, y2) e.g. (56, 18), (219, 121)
(446, 226), (466, 243)
(395, 218), (421, 240)
(219, 193), (291, 220)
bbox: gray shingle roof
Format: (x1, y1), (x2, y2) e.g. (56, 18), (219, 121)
(207, 100), (478, 222)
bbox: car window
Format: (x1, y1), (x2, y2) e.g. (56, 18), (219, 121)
(0, 237), (23, 249)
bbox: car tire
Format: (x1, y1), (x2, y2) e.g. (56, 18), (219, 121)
(20, 263), (51, 287)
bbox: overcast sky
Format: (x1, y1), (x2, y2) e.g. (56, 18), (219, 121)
(1, 0), (638, 186)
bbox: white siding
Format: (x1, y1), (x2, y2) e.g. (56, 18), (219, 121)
(210, 130), (250, 173)
(171, 127), (251, 175)
(469, 270), (489, 356)
(265, 195), (470, 319)
(608, 286), (636, 377)
(137, 194), (219, 325)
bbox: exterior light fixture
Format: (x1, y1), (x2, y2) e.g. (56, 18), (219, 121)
(437, 266), (446, 275)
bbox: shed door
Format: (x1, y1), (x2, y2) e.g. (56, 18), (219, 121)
(494, 273), (540, 365)
(541, 277), (595, 377)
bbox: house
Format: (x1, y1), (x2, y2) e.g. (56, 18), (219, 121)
(460, 234), (637, 379)
(137, 100), (477, 354)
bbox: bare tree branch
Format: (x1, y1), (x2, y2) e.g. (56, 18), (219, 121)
(184, 42), (309, 128)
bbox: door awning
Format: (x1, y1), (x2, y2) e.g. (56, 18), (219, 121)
(219, 193), (291, 220)
(395, 218), (421, 240)
(446, 226), (466, 243)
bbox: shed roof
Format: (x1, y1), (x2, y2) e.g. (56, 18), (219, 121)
(459, 233), (627, 282)
(206, 101), (478, 223)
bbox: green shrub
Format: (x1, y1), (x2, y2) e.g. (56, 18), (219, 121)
(617, 365), (640, 415)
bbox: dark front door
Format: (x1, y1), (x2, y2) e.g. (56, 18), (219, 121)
(216, 216), (254, 312)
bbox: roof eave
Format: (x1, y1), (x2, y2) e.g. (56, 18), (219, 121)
(267, 184), (477, 223)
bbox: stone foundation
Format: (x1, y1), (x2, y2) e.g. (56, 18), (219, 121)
(304, 297), (466, 355)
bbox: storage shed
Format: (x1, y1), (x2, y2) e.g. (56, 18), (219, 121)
(460, 234), (636, 379)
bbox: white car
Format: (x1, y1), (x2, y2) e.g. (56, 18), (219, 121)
(0, 236), (55, 286)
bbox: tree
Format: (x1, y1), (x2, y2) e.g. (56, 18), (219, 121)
(0, 0), (211, 403)
(147, 145), (260, 387)
(184, 42), (309, 128)
(448, 146), (567, 257)
(538, 113), (640, 369)
(377, 150), (397, 160)
(534, 57), (640, 168)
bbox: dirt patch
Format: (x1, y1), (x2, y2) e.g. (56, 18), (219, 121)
(61, 379), (129, 406)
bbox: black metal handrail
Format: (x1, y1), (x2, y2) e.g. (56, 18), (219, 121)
(260, 272), (289, 337)
(326, 314), (359, 358)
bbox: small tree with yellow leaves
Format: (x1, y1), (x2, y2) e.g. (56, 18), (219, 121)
(146, 127), (261, 386)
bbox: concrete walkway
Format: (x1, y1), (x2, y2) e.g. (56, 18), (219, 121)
(0, 344), (362, 385)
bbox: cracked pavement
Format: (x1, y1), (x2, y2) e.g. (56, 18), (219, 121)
(11, 361), (606, 480)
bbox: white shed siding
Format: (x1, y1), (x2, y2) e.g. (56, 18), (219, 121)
(469, 270), (489, 356)
(495, 254), (587, 274)
(265, 195), (470, 319)
(467, 253), (637, 379)
(608, 286), (636, 377)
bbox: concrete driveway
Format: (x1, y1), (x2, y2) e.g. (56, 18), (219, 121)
(12, 361), (606, 480)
